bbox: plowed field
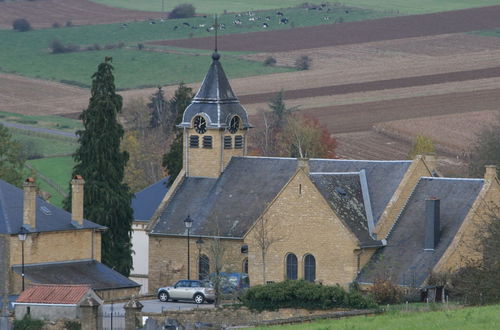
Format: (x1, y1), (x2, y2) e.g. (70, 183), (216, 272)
(0, 0), (163, 29)
(152, 6), (500, 52)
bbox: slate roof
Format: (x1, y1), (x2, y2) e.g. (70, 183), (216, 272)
(12, 260), (140, 290)
(310, 173), (375, 244)
(357, 177), (484, 287)
(132, 177), (169, 221)
(0, 179), (104, 234)
(309, 159), (412, 224)
(151, 157), (297, 237)
(151, 157), (411, 241)
(179, 53), (251, 130)
(16, 284), (91, 305)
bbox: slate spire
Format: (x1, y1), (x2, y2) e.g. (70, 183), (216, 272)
(179, 53), (251, 129)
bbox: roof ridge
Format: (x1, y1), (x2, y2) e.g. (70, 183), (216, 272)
(420, 176), (485, 182)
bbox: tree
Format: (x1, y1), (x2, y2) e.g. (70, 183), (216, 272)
(162, 83), (194, 184)
(278, 115), (337, 158)
(295, 55), (311, 70)
(64, 57), (134, 276)
(12, 18), (32, 32)
(469, 117), (500, 178)
(168, 4), (196, 19)
(408, 134), (436, 159)
(148, 87), (168, 129)
(0, 124), (25, 187)
(253, 215), (282, 284)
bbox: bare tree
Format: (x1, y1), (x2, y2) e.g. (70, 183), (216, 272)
(253, 215), (283, 284)
(208, 235), (226, 307)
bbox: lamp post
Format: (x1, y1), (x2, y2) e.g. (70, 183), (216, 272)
(17, 227), (28, 291)
(196, 237), (204, 280)
(184, 215), (193, 280)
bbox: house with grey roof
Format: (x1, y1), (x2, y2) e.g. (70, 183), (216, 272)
(146, 52), (500, 294)
(130, 177), (169, 294)
(0, 176), (140, 304)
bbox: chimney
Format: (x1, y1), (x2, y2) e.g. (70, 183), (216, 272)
(484, 165), (497, 181)
(424, 198), (440, 251)
(71, 175), (85, 226)
(297, 158), (309, 174)
(23, 178), (37, 230)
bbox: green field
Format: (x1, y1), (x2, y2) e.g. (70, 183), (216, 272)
(89, 0), (500, 14)
(251, 304), (500, 330)
(27, 156), (75, 208)
(9, 128), (77, 157)
(0, 6), (389, 89)
(0, 111), (82, 132)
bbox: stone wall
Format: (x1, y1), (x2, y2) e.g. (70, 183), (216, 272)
(143, 306), (380, 328)
(244, 168), (359, 286)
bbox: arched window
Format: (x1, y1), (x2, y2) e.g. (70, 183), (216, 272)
(304, 254), (316, 282)
(286, 253), (298, 280)
(242, 258), (248, 274)
(198, 254), (210, 280)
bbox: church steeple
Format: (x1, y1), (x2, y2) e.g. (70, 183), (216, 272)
(179, 53), (251, 178)
(179, 52), (251, 130)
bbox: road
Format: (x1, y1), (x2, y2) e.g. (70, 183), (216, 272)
(103, 299), (214, 314)
(1, 121), (77, 138)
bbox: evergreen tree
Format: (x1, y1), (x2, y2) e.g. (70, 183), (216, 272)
(0, 124), (25, 187)
(64, 57), (133, 276)
(162, 83), (193, 184)
(148, 86), (168, 129)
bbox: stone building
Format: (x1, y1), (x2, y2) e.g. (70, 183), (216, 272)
(0, 176), (140, 305)
(146, 52), (500, 292)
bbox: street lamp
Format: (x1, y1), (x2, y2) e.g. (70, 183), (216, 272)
(196, 237), (204, 280)
(17, 227), (28, 291)
(184, 215), (193, 280)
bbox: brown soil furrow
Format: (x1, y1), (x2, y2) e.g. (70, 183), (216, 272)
(0, 0), (163, 29)
(153, 6), (500, 52)
(238, 66), (500, 105)
(289, 88), (500, 134)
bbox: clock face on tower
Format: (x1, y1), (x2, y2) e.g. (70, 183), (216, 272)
(193, 115), (207, 134)
(229, 116), (240, 134)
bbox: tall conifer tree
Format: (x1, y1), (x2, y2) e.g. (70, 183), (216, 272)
(64, 57), (133, 276)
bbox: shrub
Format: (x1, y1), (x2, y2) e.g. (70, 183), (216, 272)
(52, 22), (61, 28)
(168, 4), (196, 19)
(263, 56), (277, 67)
(65, 320), (81, 330)
(241, 280), (376, 312)
(369, 278), (404, 304)
(50, 39), (79, 54)
(65, 20), (73, 27)
(137, 43), (144, 50)
(12, 18), (32, 32)
(13, 314), (44, 330)
(295, 55), (311, 70)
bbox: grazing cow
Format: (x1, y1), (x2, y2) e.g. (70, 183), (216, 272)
(323, 16), (330, 20)
(220, 23), (226, 29)
(276, 11), (284, 16)
(280, 18), (289, 24)
(233, 19), (242, 25)
(183, 22), (190, 26)
(198, 24), (205, 27)
(262, 23), (269, 28)
(248, 11), (255, 16)
(173, 25), (178, 30)
(149, 21), (156, 24)
(265, 16), (271, 20)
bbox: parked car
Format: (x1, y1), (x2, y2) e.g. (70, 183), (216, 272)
(210, 272), (249, 294)
(157, 280), (215, 304)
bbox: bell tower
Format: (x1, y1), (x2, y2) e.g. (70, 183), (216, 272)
(178, 52), (251, 178)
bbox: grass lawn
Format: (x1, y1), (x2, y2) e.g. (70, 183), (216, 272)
(0, 111), (82, 132)
(0, 5), (389, 89)
(9, 129), (77, 157)
(27, 156), (75, 208)
(89, 0), (310, 13)
(89, 0), (500, 14)
(251, 304), (500, 329)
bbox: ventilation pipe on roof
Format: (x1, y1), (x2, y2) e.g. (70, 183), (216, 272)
(424, 198), (440, 251)
(71, 175), (85, 227)
(23, 178), (37, 230)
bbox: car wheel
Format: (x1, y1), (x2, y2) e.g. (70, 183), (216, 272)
(193, 293), (205, 304)
(158, 291), (169, 302)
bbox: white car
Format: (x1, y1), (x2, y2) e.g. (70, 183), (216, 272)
(157, 280), (215, 304)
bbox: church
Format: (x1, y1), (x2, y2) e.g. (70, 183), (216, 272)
(146, 52), (500, 293)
